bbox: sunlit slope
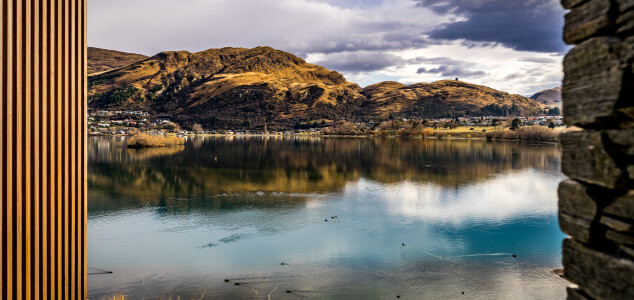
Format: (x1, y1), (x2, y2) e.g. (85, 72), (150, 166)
(88, 46), (364, 129)
(360, 80), (545, 119)
(88, 46), (546, 128)
(88, 47), (148, 75)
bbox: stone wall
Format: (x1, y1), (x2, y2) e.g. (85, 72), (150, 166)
(559, 0), (634, 299)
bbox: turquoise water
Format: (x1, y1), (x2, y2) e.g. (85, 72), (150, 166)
(88, 136), (568, 299)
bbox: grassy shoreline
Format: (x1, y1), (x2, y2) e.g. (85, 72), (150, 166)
(126, 134), (185, 148)
(104, 126), (567, 144)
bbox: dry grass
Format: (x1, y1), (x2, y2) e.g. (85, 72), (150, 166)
(486, 126), (559, 142)
(91, 294), (126, 300)
(126, 134), (185, 148)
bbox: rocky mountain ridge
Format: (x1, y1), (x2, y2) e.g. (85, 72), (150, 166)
(88, 46), (547, 130)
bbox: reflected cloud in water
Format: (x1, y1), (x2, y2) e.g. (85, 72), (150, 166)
(346, 169), (565, 226)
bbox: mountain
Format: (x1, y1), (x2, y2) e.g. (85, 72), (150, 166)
(88, 47), (148, 75)
(359, 80), (545, 119)
(530, 86), (562, 106)
(88, 46), (546, 129)
(88, 46), (364, 129)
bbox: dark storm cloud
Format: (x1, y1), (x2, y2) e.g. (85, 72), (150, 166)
(417, 66), (485, 77)
(411, 56), (484, 77)
(311, 51), (406, 72)
(416, 0), (567, 53)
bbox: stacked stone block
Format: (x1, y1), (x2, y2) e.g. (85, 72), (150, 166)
(560, 0), (634, 299)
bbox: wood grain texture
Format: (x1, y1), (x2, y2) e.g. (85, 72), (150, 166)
(2, 0), (87, 298)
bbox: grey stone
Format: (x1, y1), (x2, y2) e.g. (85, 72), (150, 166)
(562, 0), (590, 9)
(560, 212), (594, 243)
(607, 229), (634, 245)
(562, 37), (630, 127)
(561, 131), (622, 188)
(621, 245), (634, 258)
(616, 0), (634, 12)
(563, 238), (634, 299)
(559, 179), (599, 219)
(601, 215), (634, 232)
(617, 10), (634, 34)
(567, 286), (594, 300)
(628, 165), (634, 180)
(606, 129), (634, 155)
(604, 191), (634, 220)
(564, 0), (613, 44)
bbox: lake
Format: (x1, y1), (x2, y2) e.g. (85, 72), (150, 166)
(87, 136), (568, 299)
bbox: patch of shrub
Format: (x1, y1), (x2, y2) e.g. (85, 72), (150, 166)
(126, 134), (185, 148)
(485, 126), (559, 142)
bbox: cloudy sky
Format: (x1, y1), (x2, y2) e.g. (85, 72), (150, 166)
(88, 0), (568, 95)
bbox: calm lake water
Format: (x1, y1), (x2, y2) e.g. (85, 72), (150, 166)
(88, 136), (568, 299)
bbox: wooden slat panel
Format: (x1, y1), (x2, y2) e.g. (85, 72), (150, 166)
(0, 0), (5, 297)
(2, 0), (86, 298)
(3, 0), (13, 298)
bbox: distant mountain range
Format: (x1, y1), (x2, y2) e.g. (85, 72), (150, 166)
(88, 47), (148, 75)
(530, 86), (562, 106)
(88, 47), (548, 130)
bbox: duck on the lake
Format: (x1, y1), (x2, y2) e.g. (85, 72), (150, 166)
(512, 254), (517, 258)
(224, 279), (230, 282)
(402, 243), (405, 247)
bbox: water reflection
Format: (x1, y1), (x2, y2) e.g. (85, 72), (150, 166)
(88, 136), (567, 299)
(89, 136), (560, 210)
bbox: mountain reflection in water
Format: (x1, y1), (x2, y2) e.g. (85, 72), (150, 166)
(88, 136), (567, 299)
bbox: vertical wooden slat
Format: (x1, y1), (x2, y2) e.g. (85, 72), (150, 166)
(4, 0), (13, 298)
(14, 0), (23, 297)
(69, 0), (76, 298)
(0, 0), (5, 297)
(49, 1), (58, 297)
(62, 0), (70, 297)
(31, 0), (40, 297)
(24, 0), (33, 298)
(55, 0), (63, 297)
(81, 1), (88, 297)
(39, 0), (49, 297)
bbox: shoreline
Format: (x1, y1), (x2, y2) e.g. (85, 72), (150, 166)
(90, 132), (563, 144)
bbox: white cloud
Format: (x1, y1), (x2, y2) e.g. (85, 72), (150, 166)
(89, 0), (563, 95)
(313, 41), (563, 95)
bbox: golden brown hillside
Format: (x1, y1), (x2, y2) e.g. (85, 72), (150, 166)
(530, 86), (562, 106)
(87, 47), (148, 75)
(88, 46), (547, 129)
(359, 80), (545, 119)
(88, 46), (364, 129)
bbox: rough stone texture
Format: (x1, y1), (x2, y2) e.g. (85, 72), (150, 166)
(606, 129), (634, 155)
(616, 0), (634, 12)
(561, 0), (634, 298)
(562, 0), (590, 10)
(561, 131), (623, 188)
(562, 37), (632, 128)
(617, 10), (634, 34)
(564, 0), (613, 44)
(604, 191), (634, 220)
(559, 180), (599, 218)
(606, 229), (634, 245)
(563, 238), (634, 299)
(601, 215), (634, 232)
(621, 245), (634, 258)
(560, 212), (594, 243)
(567, 286), (593, 300)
